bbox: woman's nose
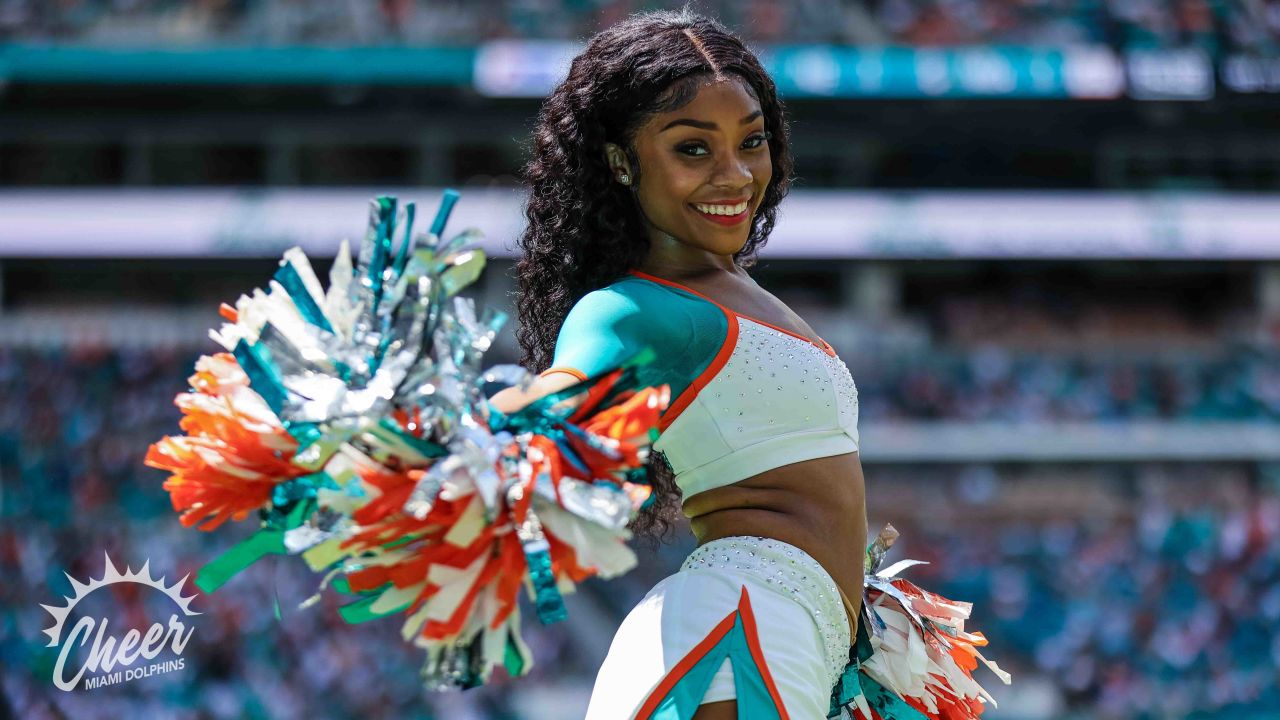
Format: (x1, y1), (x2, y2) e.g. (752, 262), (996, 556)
(711, 151), (752, 187)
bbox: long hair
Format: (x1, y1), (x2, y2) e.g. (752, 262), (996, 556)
(514, 8), (795, 543)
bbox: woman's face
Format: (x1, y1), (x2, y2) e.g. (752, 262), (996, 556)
(617, 75), (772, 261)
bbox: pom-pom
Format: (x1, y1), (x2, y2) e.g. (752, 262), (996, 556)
(146, 192), (670, 689)
(829, 524), (1012, 720)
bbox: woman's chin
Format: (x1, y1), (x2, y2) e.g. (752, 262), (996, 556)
(697, 234), (750, 257)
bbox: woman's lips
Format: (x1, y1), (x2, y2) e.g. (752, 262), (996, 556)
(689, 202), (750, 226)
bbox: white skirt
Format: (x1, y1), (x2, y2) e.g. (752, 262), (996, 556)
(585, 536), (853, 719)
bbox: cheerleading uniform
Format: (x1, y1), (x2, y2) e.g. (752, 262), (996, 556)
(540, 269), (861, 496)
(540, 269), (863, 718)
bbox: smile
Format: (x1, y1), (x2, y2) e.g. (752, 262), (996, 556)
(690, 199), (750, 226)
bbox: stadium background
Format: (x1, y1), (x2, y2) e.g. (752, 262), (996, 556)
(2, 1), (1279, 718)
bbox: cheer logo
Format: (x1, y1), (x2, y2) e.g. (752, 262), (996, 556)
(40, 551), (201, 691)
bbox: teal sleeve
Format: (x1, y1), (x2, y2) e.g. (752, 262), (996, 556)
(543, 287), (655, 379)
(539, 277), (727, 404)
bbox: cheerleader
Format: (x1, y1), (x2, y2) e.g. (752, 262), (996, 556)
(490, 9), (1008, 719)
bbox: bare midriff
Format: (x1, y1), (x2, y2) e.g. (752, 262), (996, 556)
(680, 450), (867, 638)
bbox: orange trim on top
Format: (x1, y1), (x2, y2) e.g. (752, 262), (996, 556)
(659, 313), (737, 433)
(621, 269), (738, 433)
(539, 366), (588, 381)
(633, 605), (740, 720)
(627, 269), (836, 357)
(736, 586), (792, 719)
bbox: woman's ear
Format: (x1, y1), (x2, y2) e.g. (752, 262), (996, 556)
(603, 142), (633, 185)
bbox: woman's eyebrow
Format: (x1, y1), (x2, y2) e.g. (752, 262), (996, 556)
(659, 109), (763, 133)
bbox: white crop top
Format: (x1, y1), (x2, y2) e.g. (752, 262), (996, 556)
(540, 269), (860, 500)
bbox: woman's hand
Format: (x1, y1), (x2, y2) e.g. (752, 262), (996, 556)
(487, 370), (587, 415)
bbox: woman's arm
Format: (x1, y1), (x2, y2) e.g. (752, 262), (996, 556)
(492, 285), (658, 415)
(487, 369), (587, 415)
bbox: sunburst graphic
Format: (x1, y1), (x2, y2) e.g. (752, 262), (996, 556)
(40, 550), (202, 647)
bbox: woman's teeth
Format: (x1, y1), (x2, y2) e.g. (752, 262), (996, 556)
(693, 200), (748, 216)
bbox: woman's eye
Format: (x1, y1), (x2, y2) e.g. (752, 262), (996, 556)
(675, 135), (762, 157)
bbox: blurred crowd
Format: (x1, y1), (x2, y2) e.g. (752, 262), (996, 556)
(2, 0), (1278, 54)
(0, 336), (1277, 718)
(874, 462), (1280, 720)
(839, 295), (1280, 423)
(853, 343), (1280, 422)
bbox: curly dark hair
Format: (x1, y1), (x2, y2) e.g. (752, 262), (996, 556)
(513, 7), (795, 544)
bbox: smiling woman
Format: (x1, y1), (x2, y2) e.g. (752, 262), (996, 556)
(500, 7), (1009, 720)
(606, 77), (772, 254)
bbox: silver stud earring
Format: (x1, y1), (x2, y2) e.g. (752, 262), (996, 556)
(618, 173), (630, 185)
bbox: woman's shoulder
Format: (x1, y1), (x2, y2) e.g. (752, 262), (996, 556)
(561, 272), (735, 347)
(557, 281), (660, 348)
(570, 273), (728, 334)
(549, 273), (729, 389)
(566, 274), (691, 322)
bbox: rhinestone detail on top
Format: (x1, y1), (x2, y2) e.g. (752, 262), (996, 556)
(711, 318), (859, 440)
(652, 313), (861, 496)
(680, 535), (851, 693)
